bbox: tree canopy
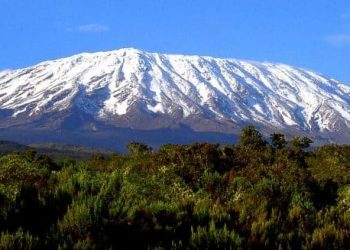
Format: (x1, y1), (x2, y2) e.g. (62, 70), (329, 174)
(0, 126), (350, 249)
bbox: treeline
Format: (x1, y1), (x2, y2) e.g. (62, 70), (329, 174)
(1, 126), (350, 249)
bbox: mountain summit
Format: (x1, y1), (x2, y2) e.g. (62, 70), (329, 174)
(0, 48), (349, 149)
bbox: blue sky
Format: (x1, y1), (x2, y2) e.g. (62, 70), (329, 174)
(1, 0), (350, 83)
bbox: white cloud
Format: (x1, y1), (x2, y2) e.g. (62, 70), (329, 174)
(325, 34), (350, 47)
(67, 24), (110, 33)
(78, 24), (109, 33)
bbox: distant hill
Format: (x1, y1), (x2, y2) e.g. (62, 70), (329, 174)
(0, 140), (29, 154)
(0, 140), (115, 159)
(29, 143), (115, 159)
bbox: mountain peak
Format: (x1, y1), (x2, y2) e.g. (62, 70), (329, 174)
(117, 47), (146, 54)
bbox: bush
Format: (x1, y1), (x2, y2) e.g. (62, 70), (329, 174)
(0, 229), (38, 250)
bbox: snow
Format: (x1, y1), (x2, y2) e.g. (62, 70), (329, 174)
(0, 48), (349, 133)
(330, 102), (350, 121)
(115, 99), (129, 115)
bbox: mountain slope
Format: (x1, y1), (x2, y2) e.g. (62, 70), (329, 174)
(0, 48), (349, 149)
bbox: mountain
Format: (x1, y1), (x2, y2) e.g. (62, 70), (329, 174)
(0, 48), (349, 150)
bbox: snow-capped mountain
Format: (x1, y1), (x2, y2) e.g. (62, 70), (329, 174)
(0, 48), (349, 149)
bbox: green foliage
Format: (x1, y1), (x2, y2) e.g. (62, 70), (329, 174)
(239, 125), (267, 150)
(127, 142), (152, 155)
(0, 126), (350, 249)
(0, 229), (39, 250)
(291, 136), (313, 149)
(0, 154), (49, 188)
(308, 145), (350, 185)
(190, 220), (243, 249)
(270, 133), (287, 149)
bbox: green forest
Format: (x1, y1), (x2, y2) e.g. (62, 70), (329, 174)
(1, 126), (350, 249)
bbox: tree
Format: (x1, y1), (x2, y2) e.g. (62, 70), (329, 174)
(270, 133), (287, 149)
(289, 136), (313, 168)
(127, 142), (152, 155)
(291, 136), (313, 150)
(239, 126), (266, 150)
(22, 149), (37, 161)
